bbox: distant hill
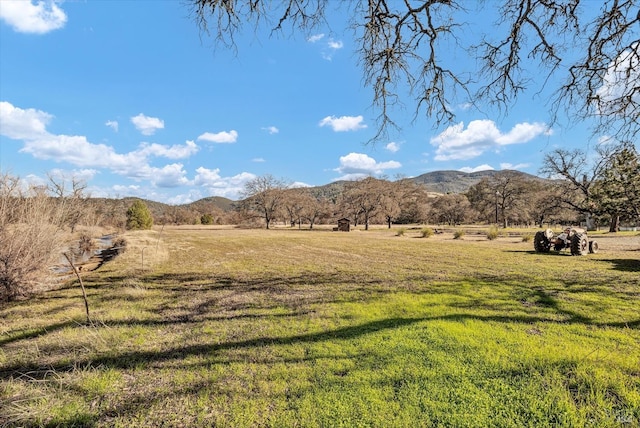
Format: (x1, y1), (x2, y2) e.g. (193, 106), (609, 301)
(184, 196), (235, 212)
(407, 169), (544, 194)
(306, 181), (350, 202)
(290, 170), (546, 203)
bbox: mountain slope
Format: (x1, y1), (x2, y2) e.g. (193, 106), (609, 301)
(408, 169), (543, 194)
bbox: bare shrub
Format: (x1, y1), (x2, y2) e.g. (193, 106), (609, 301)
(453, 229), (465, 240)
(486, 225), (500, 240)
(0, 174), (66, 300)
(421, 227), (434, 238)
(78, 233), (96, 253)
(112, 237), (127, 252)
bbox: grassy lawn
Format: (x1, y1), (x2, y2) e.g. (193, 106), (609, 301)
(1, 226), (639, 427)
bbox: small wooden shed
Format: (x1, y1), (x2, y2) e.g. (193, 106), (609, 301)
(335, 218), (351, 232)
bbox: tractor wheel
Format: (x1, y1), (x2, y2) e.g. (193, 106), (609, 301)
(589, 240), (599, 254)
(571, 233), (588, 256)
(534, 231), (551, 253)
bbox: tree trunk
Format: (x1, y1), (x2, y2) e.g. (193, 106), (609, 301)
(585, 213), (596, 231)
(609, 215), (620, 232)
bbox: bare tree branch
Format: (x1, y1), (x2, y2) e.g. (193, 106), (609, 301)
(190, 0), (640, 143)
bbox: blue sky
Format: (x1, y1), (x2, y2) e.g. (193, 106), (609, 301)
(0, 1), (614, 203)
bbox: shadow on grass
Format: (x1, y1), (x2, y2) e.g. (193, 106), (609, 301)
(600, 258), (640, 272)
(0, 320), (78, 346)
(2, 310), (638, 383)
(82, 271), (390, 294)
(97, 310), (316, 327)
(87, 271), (396, 317)
(0, 317), (424, 380)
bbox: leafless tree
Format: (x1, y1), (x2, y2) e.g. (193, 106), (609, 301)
(284, 188), (332, 229)
(429, 193), (475, 226)
(340, 177), (385, 230)
(377, 180), (404, 229)
(539, 144), (617, 228)
(302, 196), (331, 229)
(466, 171), (535, 227)
(397, 179), (431, 224)
(281, 188), (308, 228)
(190, 0), (639, 142)
(47, 173), (89, 233)
(239, 174), (289, 229)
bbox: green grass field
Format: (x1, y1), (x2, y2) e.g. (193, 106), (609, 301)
(1, 226), (639, 427)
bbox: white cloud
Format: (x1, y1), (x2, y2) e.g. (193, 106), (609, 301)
(290, 182), (311, 188)
(321, 38), (344, 60)
(197, 130), (238, 143)
(334, 152), (401, 180)
(20, 134), (126, 168)
(105, 120), (118, 132)
(193, 167), (256, 199)
(252, 157), (265, 163)
(385, 142), (400, 153)
(48, 168), (98, 183)
(0, 101), (51, 139)
(0, 0), (67, 34)
(131, 113), (164, 136)
(111, 184), (142, 198)
(150, 164), (190, 188)
(595, 42), (640, 116)
(430, 120), (550, 161)
(166, 190), (204, 205)
(319, 115), (367, 132)
(308, 34), (325, 43)
(459, 165), (494, 173)
(262, 126), (279, 135)
(328, 39), (343, 50)
(309, 34), (343, 60)
(500, 162), (530, 170)
(0, 101), (200, 186)
(23, 173), (47, 188)
(136, 140), (199, 159)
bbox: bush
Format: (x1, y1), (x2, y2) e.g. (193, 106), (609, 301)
(453, 229), (465, 240)
(522, 234), (532, 242)
(396, 228), (406, 237)
(486, 225), (500, 240)
(201, 213), (214, 225)
(421, 227), (434, 238)
(1, 175), (66, 300)
(78, 233), (96, 253)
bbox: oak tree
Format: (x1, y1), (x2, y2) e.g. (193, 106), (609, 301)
(240, 174), (289, 229)
(190, 0), (639, 142)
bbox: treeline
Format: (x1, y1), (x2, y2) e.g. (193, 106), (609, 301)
(236, 142), (639, 231)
